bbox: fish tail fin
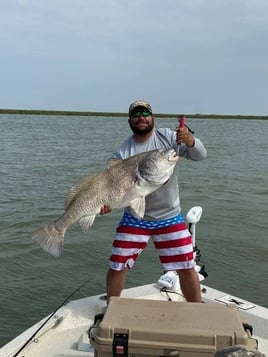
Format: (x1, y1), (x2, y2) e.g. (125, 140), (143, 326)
(31, 223), (65, 257)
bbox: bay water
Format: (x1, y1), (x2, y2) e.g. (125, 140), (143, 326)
(1, 114), (267, 347)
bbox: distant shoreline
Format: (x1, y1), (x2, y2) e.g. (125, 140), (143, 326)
(0, 108), (267, 120)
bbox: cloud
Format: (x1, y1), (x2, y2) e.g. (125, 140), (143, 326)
(0, 0), (268, 114)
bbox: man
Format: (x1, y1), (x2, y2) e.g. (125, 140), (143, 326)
(101, 99), (207, 302)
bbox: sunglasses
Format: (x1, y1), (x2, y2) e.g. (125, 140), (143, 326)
(131, 111), (151, 118)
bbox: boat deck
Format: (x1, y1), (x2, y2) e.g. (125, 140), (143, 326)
(1, 283), (268, 357)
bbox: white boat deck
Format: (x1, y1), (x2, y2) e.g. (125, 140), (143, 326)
(1, 283), (268, 357)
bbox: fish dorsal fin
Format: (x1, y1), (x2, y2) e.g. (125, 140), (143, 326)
(79, 215), (96, 233)
(107, 158), (122, 168)
(65, 174), (93, 210)
(129, 197), (146, 219)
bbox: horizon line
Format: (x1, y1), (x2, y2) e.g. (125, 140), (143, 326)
(0, 108), (267, 120)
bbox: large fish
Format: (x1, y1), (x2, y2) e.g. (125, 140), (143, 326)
(32, 149), (179, 257)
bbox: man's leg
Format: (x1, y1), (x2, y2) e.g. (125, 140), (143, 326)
(177, 268), (201, 302)
(106, 268), (127, 300)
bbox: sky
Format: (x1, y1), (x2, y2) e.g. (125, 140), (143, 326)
(0, 0), (268, 115)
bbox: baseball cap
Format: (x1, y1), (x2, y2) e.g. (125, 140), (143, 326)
(129, 100), (153, 116)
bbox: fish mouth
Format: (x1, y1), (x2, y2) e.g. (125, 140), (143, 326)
(169, 150), (179, 162)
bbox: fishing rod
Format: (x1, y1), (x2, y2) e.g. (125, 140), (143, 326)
(178, 114), (195, 134)
(179, 114), (185, 128)
(13, 278), (92, 357)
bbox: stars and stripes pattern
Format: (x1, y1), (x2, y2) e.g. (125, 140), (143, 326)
(109, 212), (195, 271)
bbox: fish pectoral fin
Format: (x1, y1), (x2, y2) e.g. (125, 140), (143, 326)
(118, 183), (144, 208)
(129, 197), (146, 219)
(79, 215), (96, 233)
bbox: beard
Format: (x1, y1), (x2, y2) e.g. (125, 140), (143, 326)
(129, 118), (154, 135)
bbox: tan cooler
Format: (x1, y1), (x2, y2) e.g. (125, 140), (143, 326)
(89, 297), (257, 357)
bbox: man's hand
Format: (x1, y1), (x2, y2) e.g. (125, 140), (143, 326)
(100, 204), (112, 215)
(175, 125), (195, 147)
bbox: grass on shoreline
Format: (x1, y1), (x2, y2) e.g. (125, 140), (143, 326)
(0, 108), (267, 120)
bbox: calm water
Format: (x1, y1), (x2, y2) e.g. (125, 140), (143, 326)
(1, 114), (268, 347)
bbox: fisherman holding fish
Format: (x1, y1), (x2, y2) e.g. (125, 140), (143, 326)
(31, 99), (207, 303)
(101, 100), (207, 303)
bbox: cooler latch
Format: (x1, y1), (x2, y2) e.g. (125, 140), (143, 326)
(113, 332), (128, 357)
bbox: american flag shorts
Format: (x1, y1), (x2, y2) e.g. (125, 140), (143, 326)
(109, 212), (195, 271)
